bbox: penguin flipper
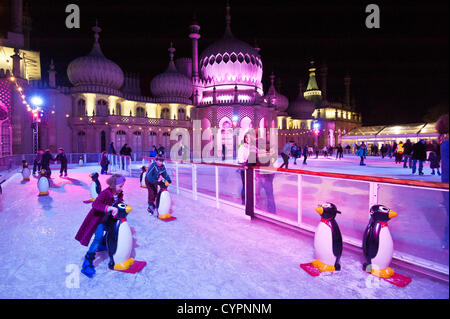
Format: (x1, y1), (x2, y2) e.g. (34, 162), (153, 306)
(363, 221), (380, 263)
(330, 220), (343, 260)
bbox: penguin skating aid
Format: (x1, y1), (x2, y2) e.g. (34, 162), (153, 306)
(140, 166), (147, 188)
(37, 170), (50, 196)
(300, 202), (342, 276)
(106, 203), (147, 273)
(83, 173), (101, 203)
(362, 205), (411, 287)
(156, 177), (176, 222)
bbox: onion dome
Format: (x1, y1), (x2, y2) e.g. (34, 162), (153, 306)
(67, 24), (124, 91)
(150, 43), (193, 99)
(199, 2), (263, 87)
(288, 81), (315, 119)
(265, 73), (289, 113)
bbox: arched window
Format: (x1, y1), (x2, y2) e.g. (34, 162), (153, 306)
(96, 99), (109, 117)
(77, 99), (86, 117)
(115, 130), (127, 150)
(161, 107), (170, 119)
(177, 107), (185, 120)
(136, 106), (145, 118)
(115, 103), (121, 116)
(132, 131), (143, 153)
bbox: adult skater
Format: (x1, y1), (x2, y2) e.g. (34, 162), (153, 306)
(436, 114), (449, 249)
(291, 143), (299, 165)
(237, 134), (252, 205)
(403, 139), (413, 168)
(41, 149), (55, 178)
(302, 144), (308, 165)
(255, 139), (276, 214)
(279, 141), (293, 169)
(75, 174), (125, 277)
(149, 145), (158, 158)
(32, 149), (43, 175)
(411, 139), (426, 175)
(145, 156), (172, 215)
(55, 147), (68, 177)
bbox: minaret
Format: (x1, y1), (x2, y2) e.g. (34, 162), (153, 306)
(344, 72), (351, 108)
(11, 0), (23, 34)
(224, 0), (232, 36)
(48, 59), (56, 88)
(304, 61), (322, 106)
(189, 13), (201, 81)
(320, 62), (328, 102)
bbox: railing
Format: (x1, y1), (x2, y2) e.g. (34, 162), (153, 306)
(141, 157), (449, 277)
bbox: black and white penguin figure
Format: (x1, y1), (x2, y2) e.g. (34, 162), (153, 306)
(37, 169), (50, 196)
(21, 160), (31, 181)
(312, 202), (343, 273)
(363, 204), (397, 278)
(105, 203), (134, 271)
(140, 166), (147, 188)
(88, 172), (101, 202)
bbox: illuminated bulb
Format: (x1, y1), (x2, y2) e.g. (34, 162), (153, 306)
(9, 76), (15, 82)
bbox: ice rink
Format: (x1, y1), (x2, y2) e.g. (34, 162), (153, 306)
(0, 157), (448, 299)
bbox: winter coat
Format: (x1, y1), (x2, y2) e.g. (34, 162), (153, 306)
(356, 147), (367, 157)
(412, 141), (427, 161)
(428, 151), (440, 169)
(403, 141), (413, 155)
(41, 152), (55, 168)
(75, 187), (124, 246)
(55, 152), (68, 165)
(145, 162), (172, 185)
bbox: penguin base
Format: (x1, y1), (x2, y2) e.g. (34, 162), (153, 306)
(312, 259), (336, 273)
(158, 214), (177, 222)
(140, 185), (147, 188)
(113, 258), (135, 271)
(38, 192), (49, 196)
(371, 267), (395, 279)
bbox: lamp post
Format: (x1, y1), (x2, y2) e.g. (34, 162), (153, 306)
(30, 96), (44, 154)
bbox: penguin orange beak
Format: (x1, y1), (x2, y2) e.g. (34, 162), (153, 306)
(315, 206), (324, 215)
(89, 173), (93, 178)
(125, 205), (132, 213)
(388, 210), (397, 219)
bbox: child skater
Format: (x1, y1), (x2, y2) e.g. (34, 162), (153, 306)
(428, 150), (441, 176)
(145, 155), (171, 215)
(75, 174), (126, 278)
(100, 151), (110, 174)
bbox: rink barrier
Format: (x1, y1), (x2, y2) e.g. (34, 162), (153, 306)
(140, 157), (449, 278)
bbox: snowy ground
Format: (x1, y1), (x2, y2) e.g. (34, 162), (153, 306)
(0, 162), (448, 299)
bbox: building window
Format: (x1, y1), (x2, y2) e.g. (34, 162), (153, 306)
(115, 103), (121, 116)
(161, 107), (170, 119)
(178, 108), (185, 120)
(96, 99), (109, 117)
(77, 99), (86, 116)
(136, 106), (145, 118)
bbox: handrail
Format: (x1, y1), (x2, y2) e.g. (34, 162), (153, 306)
(251, 166), (449, 190)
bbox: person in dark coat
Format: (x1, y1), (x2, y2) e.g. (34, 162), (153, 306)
(145, 156), (171, 215)
(41, 149), (55, 178)
(100, 151), (110, 174)
(403, 139), (413, 168)
(108, 142), (116, 155)
(75, 174), (125, 277)
(411, 139), (427, 175)
(32, 150), (44, 175)
(302, 145), (308, 165)
(428, 150), (441, 175)
(55, 147), (68, 177)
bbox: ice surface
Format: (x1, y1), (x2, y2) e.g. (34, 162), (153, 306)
(0, 163), (447, 299)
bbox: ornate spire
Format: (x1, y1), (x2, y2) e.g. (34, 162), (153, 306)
(167, 42), (177, 72)
(224, 0), (233, 36)
(90, 20), (104, 57)
(304, 60), (322, 105)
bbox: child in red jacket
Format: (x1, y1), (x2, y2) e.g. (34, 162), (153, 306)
(75, 174), (126, 278)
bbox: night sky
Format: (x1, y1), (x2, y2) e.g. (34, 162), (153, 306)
(6, 0), (449, 125)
